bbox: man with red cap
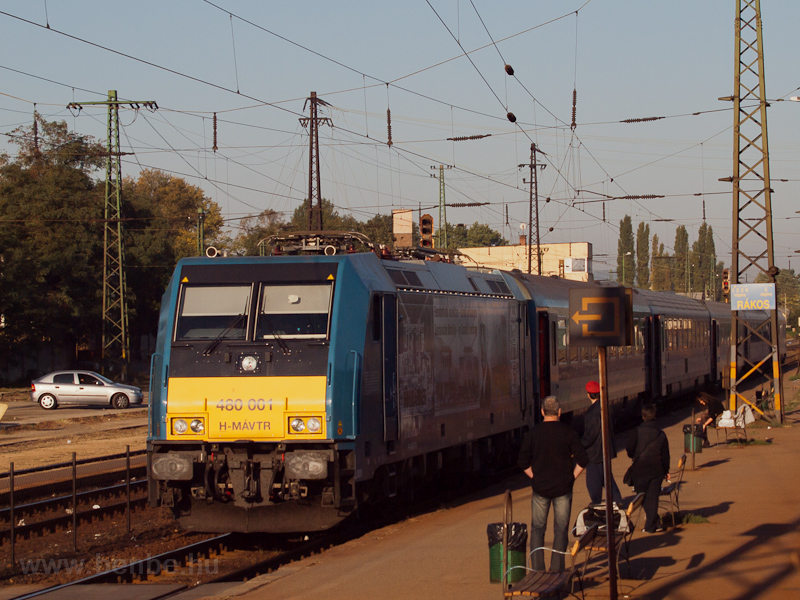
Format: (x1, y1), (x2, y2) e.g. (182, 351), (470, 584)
(581, 380), (623, 505)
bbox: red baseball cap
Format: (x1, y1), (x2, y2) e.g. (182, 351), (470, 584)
(585, 381), (600, 394)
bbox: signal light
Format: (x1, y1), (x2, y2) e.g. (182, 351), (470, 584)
(420, 213), (434, 248)
(722, 268), (730, 295)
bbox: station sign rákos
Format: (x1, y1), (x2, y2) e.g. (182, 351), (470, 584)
(568, 286), (633, 347)
(730, 283), (775, 311)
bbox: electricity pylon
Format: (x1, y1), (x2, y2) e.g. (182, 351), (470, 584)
(720, 0), (783, 422)
(300, 92), (332, 231)
(67, 91), (157, 376)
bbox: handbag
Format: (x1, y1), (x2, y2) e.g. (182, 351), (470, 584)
(574, 503), (628, 535)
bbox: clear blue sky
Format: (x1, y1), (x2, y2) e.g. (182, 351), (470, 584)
(2, 1), (799, 277)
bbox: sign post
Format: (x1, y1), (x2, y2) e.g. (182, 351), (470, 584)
(569, 286), (633, 600)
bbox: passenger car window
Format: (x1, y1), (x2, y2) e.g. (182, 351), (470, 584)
(176, 285), (251, 340)
(53, 373), (75, 384)
(79, 373), (103, 386)
(257, 283), (333, 339)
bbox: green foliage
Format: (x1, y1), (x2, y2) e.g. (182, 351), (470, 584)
(755, 267), (800, 327)
(0, 116), (227, 364)
(636, 222), (650, 288)
(677, 513), (710, 524)
(690, 223), (719, 300)
(673, 225), (689, 293)
(651, 234), (672, 291)
(0, 116), (105, 352)
(617, 215), (635, 285)
(444, 221), (508, 249)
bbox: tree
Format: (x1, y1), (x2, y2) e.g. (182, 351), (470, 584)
(636, 222), (650, 289)
(287, 199), (360, 232)
(673, 225), (689, 293)
(445, 222), (508, 249)
(0, 115), (106, 356)
(755, 268), (800, 329)
(233, 209), (285, 255)
(650, 234), (672, 291)
(617, 215), (635, 285)
(690, 222), (718, 300)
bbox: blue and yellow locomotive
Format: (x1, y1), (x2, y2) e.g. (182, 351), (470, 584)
(148, 247), (532, 532)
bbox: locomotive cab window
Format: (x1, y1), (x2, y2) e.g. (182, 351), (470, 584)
(256, 283), (333, 339)
(175, 285), (251, 340)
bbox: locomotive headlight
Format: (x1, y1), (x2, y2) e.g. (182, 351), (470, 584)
(190, 419), (205, 433)
(290, 418), (305, 432)
(173, 419), (188, 434)
(241, 355), (258, 372)
(306, 417), (322, 433)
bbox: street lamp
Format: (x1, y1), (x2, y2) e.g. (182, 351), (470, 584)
(623, 251), (632, 285)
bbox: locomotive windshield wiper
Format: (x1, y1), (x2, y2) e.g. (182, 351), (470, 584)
(261, 314), (291, 355)
(203, 313), (247, 356)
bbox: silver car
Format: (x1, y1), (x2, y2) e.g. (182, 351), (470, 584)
(30, 371), (144, 410)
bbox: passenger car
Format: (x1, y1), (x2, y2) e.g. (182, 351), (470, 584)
(30, 371), (144, 410)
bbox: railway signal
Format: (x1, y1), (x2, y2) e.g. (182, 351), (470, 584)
(420, 214), (434, 248)
(722, 268), (730, 296)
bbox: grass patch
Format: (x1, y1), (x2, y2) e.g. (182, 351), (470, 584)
(678, 513), (710, 525)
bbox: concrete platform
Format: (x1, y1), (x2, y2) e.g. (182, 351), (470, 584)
(194, 380), (800, 600)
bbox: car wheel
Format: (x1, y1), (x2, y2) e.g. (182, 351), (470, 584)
(111, 393), (130, 409)
(39, 394), (58, 410)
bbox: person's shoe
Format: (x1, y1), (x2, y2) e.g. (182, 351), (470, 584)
(702, 440), (711, 448)
(642, 526), (665, 534)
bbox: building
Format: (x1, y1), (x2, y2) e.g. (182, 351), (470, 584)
(458, 240), (593, 282)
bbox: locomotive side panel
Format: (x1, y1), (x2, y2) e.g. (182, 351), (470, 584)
(395, 292), (523, 450)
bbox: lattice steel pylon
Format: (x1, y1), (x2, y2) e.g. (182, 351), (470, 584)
(721, 0), (783, 422)
(300, 92), (332, 231)
(437, 165), (447, 249)
(67, 91), (157, 376)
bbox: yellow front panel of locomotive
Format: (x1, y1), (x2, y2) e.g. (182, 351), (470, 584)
(166, 376), (327, 441)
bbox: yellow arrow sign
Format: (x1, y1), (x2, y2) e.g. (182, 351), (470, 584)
(571, 297), (621, 337)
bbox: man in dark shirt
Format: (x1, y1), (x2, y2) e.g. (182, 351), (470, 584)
(518, 395), (589, 571)
(581, 380), (623, 506)
(625, 404), (670, 533)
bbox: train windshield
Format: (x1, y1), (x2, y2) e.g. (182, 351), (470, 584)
(175, 285), (251, 340)
(256, 283), (333, 339)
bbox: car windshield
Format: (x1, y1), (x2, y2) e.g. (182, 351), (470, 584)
(175, 285), (251, 340)
(91, 373), (116, 385)
(256, 283), (333, 339)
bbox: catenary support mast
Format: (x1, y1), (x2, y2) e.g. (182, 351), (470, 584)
(67, 91), (157, 377)
(721, 0), (783, 422)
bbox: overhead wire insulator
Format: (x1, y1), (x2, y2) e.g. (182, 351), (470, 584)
(621, 116), (665, 123)
(446, 134), (491, 142)
(571, 89), (577, 131)
(387, 108), (393, 147)
(504, 64), (514, 76)
(506, 112), (516, 123)
(213, 112), (218, 153)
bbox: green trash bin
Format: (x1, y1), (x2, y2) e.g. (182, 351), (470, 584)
(487, 522), (527, 584)
(683, 424), (703, 453)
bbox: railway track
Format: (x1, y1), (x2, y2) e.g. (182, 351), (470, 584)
(1, 450), (147, 549)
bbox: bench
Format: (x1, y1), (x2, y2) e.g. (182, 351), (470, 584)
(504, 524), (598, 599)
(582, 493), (646, 578)
(659, 454), (686, 525)
(717, 404), (754, 443)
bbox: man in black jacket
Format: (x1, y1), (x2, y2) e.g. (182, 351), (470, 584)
(581, 380), (623, 506)
(625, 404), (670, 533)
(518, 396), (589, 571)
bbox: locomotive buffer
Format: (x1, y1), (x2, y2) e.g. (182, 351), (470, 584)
(569, 286), (633, 600)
